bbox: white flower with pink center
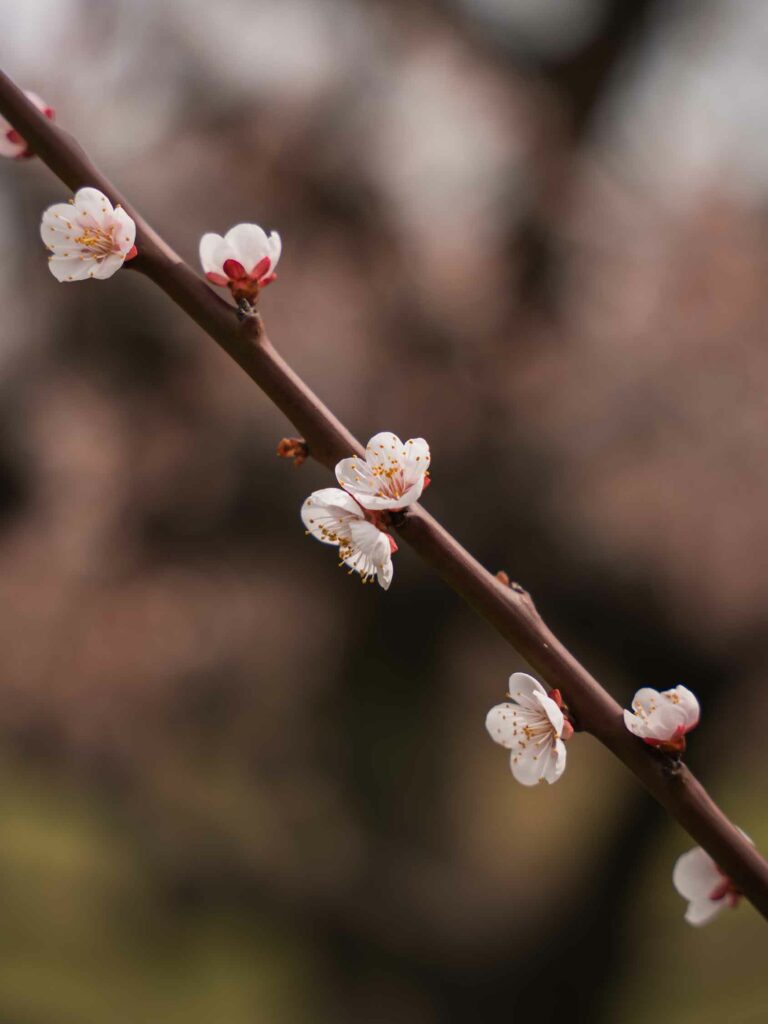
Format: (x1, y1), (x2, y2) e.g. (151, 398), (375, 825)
(335, 432), (430, 511)
(199, 223), (281, 303)
(0, 91), (54, 159)
(623, 685), (700, 753)
(301, 488), (396, 590)
(40, 187), (137, 282)
(486, 673), (573, 786)
(673, 844), (744, 926)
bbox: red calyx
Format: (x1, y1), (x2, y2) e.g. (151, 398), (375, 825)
(642, 723), (687, 753)
(223, 258), (247, 281)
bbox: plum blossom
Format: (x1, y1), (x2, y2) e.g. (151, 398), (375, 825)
(673, 844), (744, 926)
(335, 432), (430, 511)
(301, 487), (396, 589)
(0, 91), (54, 159)
(40, 187), (137, 282)
(199, 223), (281, 302)
(623, 685), (700, 752)
(485, 673), (573, 786)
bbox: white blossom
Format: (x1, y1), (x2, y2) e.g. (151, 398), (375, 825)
(0, 91), (54, 159)
(199, 223), (281, 301)
(301, 487), (395, 589)
(335, 432), (430, 511)
(623, 685), (700, 752)
(40, 187), (137, 282)
(485, 672), (572, 786)
(673, 844), (742, 926)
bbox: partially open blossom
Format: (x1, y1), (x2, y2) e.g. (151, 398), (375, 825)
(336, 432), (430, 511)
(673, 844), (744, 926)
(623, 685), (700, 752)
(485, 673), (573, 786)
(199, 223), (281, 302)
(301, 487), (396, 589)
(0, 91), (54, 159)
(40, 187), (137, 282)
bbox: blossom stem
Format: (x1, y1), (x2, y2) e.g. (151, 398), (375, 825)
(2, 67), (768, 919)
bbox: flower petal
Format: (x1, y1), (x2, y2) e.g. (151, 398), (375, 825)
(509, 737), (552, 786)
(40, 203), (78, 246)
(533, 690), (564, 737)
(301, 487), (363, 545)
(673, 846), (721, 901)
(266, 231), (282, 271)
(74, 187), (113, 226)
(667, 685), (700, 730)
(542, 737), (567, 783)
(507, 672), (549, 711)
(47, 255), (95, 282)
(199, 232), (225, 274)
(485, 703), (528, 749)
(89, 253), (125, 280)
(110, 207), (136, 254)
(684, 897), (727, 927)
(224, 223), (271, 275)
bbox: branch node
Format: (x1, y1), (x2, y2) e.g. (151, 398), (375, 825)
(276, 437), (309, 467)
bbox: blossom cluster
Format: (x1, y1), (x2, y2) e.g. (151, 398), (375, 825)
(301, 433), (430, 590)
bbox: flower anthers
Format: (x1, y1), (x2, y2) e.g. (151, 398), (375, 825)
(623, 685), (700, 753)
(40, 187), (137, 282)
(486, 672), (573, 786)
(199, 223), (281, 303)
(0, 91), (54, 159)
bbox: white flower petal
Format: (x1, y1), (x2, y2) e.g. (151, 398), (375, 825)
(403, 437), (430, 474)
(301, 487), (363, 544)
(40, 203), (78, 246)
(533, 690), (564, 737)
(74, 187), (113, 225)
(224, 223), (271, 274)
(266, 231), (282, 270)
(672, 846), (721, 901)
(685, 897), (727, 927)
(47, 255), (95, 282)
(486, 703), (527, 749)
(89, 253), (125, 280)
(668, 685), (700, 729)
(542, 738), (567, 783)
(110, 207), (136, 254)
(211, 238), (240, 275)
(507, 672), (549, 711)
(510, 737), (551, 786)
(376, 555), (393, 591)
(199, 232), (225, 274)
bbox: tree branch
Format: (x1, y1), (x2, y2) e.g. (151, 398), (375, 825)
(2, 67), (767, 918)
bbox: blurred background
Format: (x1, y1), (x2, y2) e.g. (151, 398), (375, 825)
(0, 0), (767, 1020)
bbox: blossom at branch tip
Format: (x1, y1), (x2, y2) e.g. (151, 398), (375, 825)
(486, 673), (573, 786)
(0, 91), (54, 159)
(673, 843), (746, 926)
(623, 685), (700, 752)
(335, 432), (430, 511)
(199, 223), (281, 303)
(301, 487), (396, 590)
(40, 187), (137, 282)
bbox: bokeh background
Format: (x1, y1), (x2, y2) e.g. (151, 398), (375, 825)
(0, 1), (767, 1021)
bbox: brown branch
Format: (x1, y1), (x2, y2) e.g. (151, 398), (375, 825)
(2, 67), (767, 918)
